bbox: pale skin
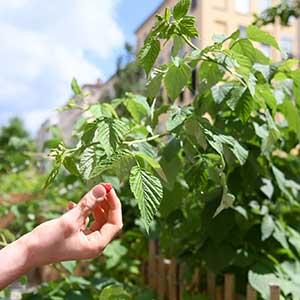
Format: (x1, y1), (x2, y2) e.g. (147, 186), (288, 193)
(0, 184), (123, 290)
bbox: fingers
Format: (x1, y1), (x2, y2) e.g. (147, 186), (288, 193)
(105, 189), (123, 227)
(70, 184), (106, 223)
(85, 188), (123, 255)
(67, 201), (89, 229)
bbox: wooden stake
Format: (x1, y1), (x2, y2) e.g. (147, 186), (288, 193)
(158, 257), (166, 300)
(148, 240), (157, 289)
(224, 273), (235, 300)
(270, 284), (280, 300)
(168, 258), (178, 300)
(246, 284), (257, 300)
(216, 286), (223, 300)
(207, 272), (216, 300)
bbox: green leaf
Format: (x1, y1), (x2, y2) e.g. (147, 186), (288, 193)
(177, 16), (198, 38)
(211, 83), (234, 104)
(280, 98), (300, 141)
(213, 190), (235, 218)
(103, 240), (128, 269)
(246, 25), (279, 50)
(202, 123), (248, 165)
(254, 84), (276, 112)
(165, 62), (191, 101)
(100, 285), (130, 300)
(272, 165), (300, 203)
(43, 164), (60, 189)
(63, 156), (80, 176)
(71, 78), (82, 95)
(124, 94), (150, 123)
(146, 70), (164, 98)
(171, 35), (185, 57)
(97, 118), (129, 157)
(129, 165), (163, 231)
(61, 261), (77, 274)
(173, 0), (190, 20)
(138, 38), (160, 75)
(261, 214), (275, 241)
(166, 105), (192, 131)
(235, 89), (254, 123)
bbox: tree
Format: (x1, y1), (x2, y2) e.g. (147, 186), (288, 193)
(254, 0), (300, 26)
(0, 117), (34, 174)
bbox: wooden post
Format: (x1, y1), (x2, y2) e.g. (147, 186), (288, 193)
(148, 240), (157, 289)
(178, 264), (185, 300)
(168, 258), (178, 300)
(158, 257), (167, 300)
(246, 284), (257, 300)
(216, 286), (223, 300)
(270, 284), (280, 300)
(207, 272), (216, 300)
(192, 268), (201, 292)
(224, 273), (235, 300)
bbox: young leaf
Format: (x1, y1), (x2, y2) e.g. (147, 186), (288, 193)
(165, 62), (192, 102)
(71, 78), (82, 95)
(129, 165), (163, 231)
(246, 25), (279, 50)
(124, 94), (150, 123)
(138, 38), (160, 75)
(173, 0), (190, 20)
(261, 214), (275, 241)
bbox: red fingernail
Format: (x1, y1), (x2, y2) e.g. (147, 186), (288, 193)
(101, 183), (112, 193)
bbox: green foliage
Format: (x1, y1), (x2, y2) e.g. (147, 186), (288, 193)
(43, 1), (300, 298)
(0, 117), (35, 174)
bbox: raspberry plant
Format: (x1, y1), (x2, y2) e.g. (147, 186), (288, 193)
(45, 0), (300, 297)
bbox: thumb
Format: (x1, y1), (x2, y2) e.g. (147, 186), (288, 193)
(73, 185), (106, 221)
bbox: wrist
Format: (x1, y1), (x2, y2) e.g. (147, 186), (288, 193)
(17, 232), (38, 270)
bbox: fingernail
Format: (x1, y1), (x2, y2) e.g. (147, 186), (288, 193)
(92, 185), (106, 201)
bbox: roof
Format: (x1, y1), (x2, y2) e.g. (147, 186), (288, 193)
(134, 0), (166, 34)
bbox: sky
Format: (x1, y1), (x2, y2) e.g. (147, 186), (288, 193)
(0, 0), (162, 135)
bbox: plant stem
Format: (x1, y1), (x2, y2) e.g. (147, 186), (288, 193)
(182, 35), (199, 51)
(123, 133), (168, 146)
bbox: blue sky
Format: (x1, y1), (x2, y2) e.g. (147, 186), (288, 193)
(0, 0), (162, 134)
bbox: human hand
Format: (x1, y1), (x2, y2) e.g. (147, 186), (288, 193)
(27, 183), (123, 267)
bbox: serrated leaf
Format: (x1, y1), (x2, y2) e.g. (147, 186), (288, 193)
(124, 95), (150, 123)
(177, 16), (198, 38)
(211, 83), (234, 104)
(173, 0), (190, 20)
(43, 164), (60, 190)
(129, 165), (163, 231)
(235, 89), (254, 123)
(246, 25), (279, 50)
(280, 98), (300, 141)
(171, 35), (185, 57)
(63, 156), (80, 176)
(97, 118), (129, 157)
(61, 261), (77, 274)
(202, 123), (248, 165)
(166, 105), (192, 131)
(213, 191), (235, 218)
(138, 38), (160, 75)
(71, 78), (82, 95)
(146, 71), (163, 98)
(165, 62), (191, 101)
(260, 178), (274, 199)
(261, 214), (275, 241)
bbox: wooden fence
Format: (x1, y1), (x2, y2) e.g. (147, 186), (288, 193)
(143, 240), (280, 300)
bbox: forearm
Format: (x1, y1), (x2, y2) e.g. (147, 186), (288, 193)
(0, 233), (33, 290)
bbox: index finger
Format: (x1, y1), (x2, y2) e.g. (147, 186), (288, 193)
(106, 188), (123, 226)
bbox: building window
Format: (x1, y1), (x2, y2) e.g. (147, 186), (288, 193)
(179, 91), (185, 104)
(280, 36), (293, 58)
(261, 43), (271, 57)
(239, 25), (247, 38)
(235, 0), (250, 14)
(258, 0), (271, 13)
(191, 0), (197, 10)
(191, 69), (197, 95)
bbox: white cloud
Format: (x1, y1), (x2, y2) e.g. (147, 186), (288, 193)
(0, 0), (124, 134)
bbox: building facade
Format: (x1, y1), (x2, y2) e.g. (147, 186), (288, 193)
(135, 0), (300, 103)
